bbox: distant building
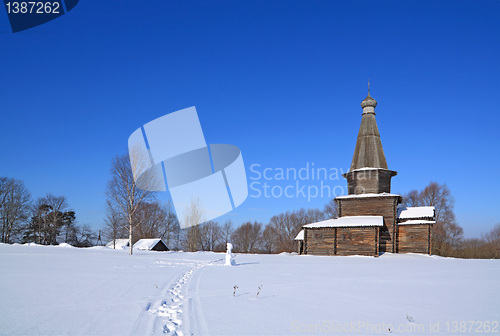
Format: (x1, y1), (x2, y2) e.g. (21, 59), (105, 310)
(296, 89), (434, 256)
(133, 239), (169, 252)
(105, 239), (130, 249)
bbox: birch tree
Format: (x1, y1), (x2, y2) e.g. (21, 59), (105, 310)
(105, 151), (158, 255)
(181, 198), (205, 252)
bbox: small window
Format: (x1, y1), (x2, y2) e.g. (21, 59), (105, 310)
(314, 233), (322, 240)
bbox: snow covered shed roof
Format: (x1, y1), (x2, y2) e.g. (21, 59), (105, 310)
(105, 239), (129, 249)
(133, 239), (169, 251)
(295, 230), (304, 241)
(303, 216), (384, 228)
(398, 206), (435, 219)
(398, 220), (435, 226)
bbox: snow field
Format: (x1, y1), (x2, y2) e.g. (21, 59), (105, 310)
(1, 243), (499, 335)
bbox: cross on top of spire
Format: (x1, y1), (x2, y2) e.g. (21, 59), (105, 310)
(361, 80), (377, 109)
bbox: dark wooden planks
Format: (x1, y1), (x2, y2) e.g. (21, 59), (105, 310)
(304, 226), (378, 256)
(396, 224), (432, 254)
(337, 195), (400, 253)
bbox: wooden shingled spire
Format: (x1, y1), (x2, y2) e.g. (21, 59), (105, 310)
(342, 84), (397, 195)
(349, 83), (388, 171)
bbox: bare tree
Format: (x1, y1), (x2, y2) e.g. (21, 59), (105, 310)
(403, 190), (421, 207)
(261, 224), (278, 254)
(402, 181), (463, 256)
(0, 178), (31, 243)
(181, 198), (205, 252)
(23, 200), (51, 244)
(43, 194), (70, 245)
(231, 221), (262, 253)
(102, 200), (127, 248)
(135, 201), (167, 239)
(22, 195), (75, 245)
(0, 177), (10, 207)
(324, 198), (339, 219)
(66, 224), (97, 247)
(106, 152), (157, 255)
(268, 208), (324, 252)
(198, 221), (222, 251)
(158, 200), (179, 249)
(268, 213), (296, 252)
(454, 225), (500, 259)
(221, 220), (233, 247)
(483, 223), (500, 259)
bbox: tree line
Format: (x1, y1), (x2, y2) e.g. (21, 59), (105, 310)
(0, 177), (96, 246)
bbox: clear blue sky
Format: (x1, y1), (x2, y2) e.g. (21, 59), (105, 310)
(1, 0), (499, 238)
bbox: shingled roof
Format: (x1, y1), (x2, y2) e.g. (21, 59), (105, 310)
(350, 92), (388, 171)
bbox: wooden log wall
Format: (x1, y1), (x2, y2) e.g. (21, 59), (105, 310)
(305, 228), (336, 255)
(304, 226), (378, 256)
(346, 170), (380, 194)
(345, 169), (395, 194)
(336, 195), (400, 253)
(396, 224), (432, 254)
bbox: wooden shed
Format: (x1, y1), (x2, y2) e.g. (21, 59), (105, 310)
(105, 239), (130, 249)
(133, 239), (169, 252)
(396, 206), (435, 254)
(294, 230), (305, 254)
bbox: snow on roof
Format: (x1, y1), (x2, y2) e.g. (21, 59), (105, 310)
(133, 239), (165, 250)
(295, 230), (304, 240)
(105, 239), (129, 249)
(303, 216), (384, 228)
(398, 206), (435, 219)
(398, 220), (435, 226)
(336, 193), (401, 199)
(350, 167), (387, 171)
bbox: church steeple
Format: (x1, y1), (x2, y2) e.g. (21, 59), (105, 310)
(342, 86), (397, 195)
(350, 87), (387, 170)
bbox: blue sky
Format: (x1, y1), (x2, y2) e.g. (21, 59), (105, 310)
(0, 0), (499, 238)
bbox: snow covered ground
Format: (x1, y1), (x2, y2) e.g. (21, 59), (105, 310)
(0, 243), (499, 336)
